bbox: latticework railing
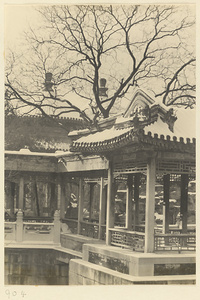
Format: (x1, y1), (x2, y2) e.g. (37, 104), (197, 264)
(154, 233), (196, 252)
(109, 228), (145, 252)
(80, 221), (99, 239)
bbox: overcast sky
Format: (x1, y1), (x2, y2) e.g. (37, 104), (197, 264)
(5, 5), (43, 49)
(5, 3), (196, 47)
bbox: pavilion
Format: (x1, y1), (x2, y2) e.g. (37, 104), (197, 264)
(4, 88), (196, 284)
(67, 88), (196, 253)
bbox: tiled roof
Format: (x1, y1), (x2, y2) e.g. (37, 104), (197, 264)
(5, 114), (86, 152)
(70, 108), (195, 153)
(73, 127), (132, 144)
(71, 126), (138, 152)
(144, 108), (195, 141)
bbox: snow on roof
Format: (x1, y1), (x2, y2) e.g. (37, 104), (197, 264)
(144, 108), (195, 141)
(4, 149), (72, 157)
(68, 128), (91, 137)
(75, 126), (132, 144)
(5, 150), (57, 157)
(71, 87), (195, 147)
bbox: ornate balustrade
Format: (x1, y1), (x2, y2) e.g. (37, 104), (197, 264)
(5, 210), (196, 253)
(154, 233), (196, 252)
(168, 228), (196, 234)
(5, 215), (54, 223)
(109, 228), (145, 252)
(23, 222), (54, 241)
(23, 216), (54, 223)
(5, 210), (60, 244)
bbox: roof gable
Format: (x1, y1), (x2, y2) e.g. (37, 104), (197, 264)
(69, 89), (195, 154)
(124, 89), (155, 118)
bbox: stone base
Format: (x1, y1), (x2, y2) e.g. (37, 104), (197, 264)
(69, 259), (196, 285)
(82, 244), (195, 276)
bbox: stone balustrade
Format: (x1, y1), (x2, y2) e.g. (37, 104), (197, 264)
(4, 209), (61, 245)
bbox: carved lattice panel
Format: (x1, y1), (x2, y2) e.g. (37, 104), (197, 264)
(114, 160), (147, 174)
(157, 160), (195, 175)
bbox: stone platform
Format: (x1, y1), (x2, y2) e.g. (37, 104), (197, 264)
(5, 234), (196, 285)
(82, 243), (195, 276)
(69, 259), (196, 285)
(69, 243), (195, 285)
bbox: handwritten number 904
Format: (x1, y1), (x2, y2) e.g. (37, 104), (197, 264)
(5, 290), (26, 298)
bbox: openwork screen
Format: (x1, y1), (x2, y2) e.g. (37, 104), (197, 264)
(157, 160), (195, 175)
(110, 229), (145, 252)
(114, 160), (147, 174)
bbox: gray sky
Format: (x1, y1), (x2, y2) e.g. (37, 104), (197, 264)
(5, 5), (43, 49)
(5, 3), (196, 47)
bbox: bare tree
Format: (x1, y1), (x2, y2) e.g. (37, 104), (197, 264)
(5, 4), (195, 125)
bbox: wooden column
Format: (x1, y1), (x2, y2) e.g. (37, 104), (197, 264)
(59, 175), (66, 220)
(126, 174), (133, 230)
(181, 174), (188, 233)
(98, 176), (106, 239)
(50, 181), (56, 216)
(19, 176), (24, 211)
(163, 174), (170, 234)
(15, 184), (19, 209)
(106, 161), (115, 245)
(34, 179), (40, 216)
(9, 182), (15, 217)
(134, 173), (140, 230)
(77, 177), (84, 235)
(57, 179), (61, 211)
(89, 183), (95, 222)
(144, 157), (156, 253)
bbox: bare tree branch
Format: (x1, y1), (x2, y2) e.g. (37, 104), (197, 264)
(5, 4), (196, 124)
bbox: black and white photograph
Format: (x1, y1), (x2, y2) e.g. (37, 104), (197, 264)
(3, 0), (197, 293)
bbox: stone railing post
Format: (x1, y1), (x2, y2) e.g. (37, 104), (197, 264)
(53, 210), (61, 245)
(16, 209), (23, 242)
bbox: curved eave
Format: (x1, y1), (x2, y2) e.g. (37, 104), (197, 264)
(70, 128), (139, 153)
(70, 129), (195, 154)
